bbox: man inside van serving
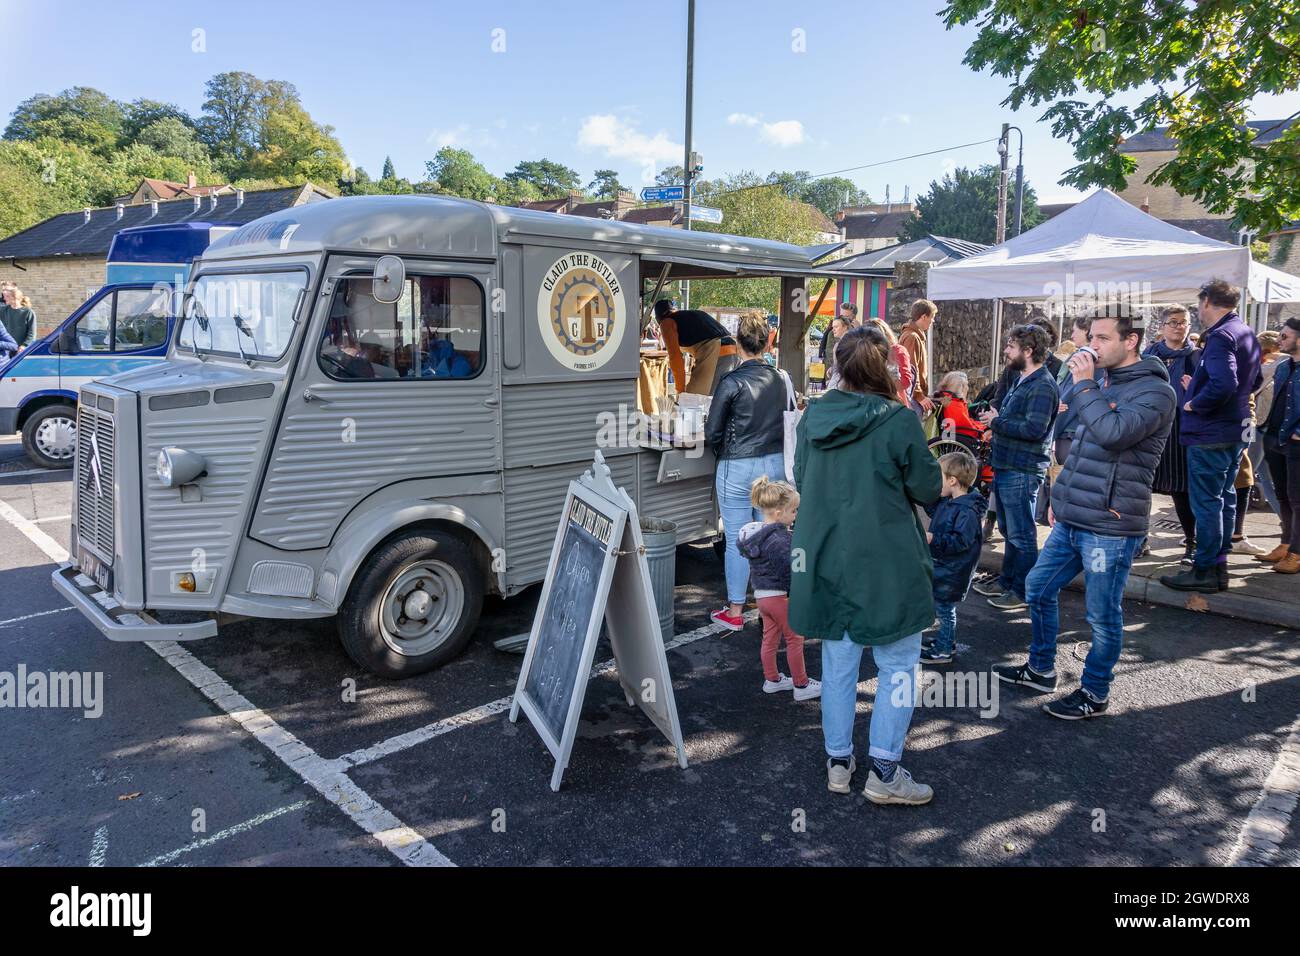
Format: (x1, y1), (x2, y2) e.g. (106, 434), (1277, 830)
(654, 298), (739, 395)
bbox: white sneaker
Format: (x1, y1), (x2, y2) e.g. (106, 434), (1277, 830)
(763, 673), (794, 694)
(1232, 537), (1267, 555)
(862, 766), (934, 805)
(827, 756), (857, 794)
(793, 677), (822, 701)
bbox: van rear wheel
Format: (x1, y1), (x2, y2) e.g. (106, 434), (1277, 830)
(338, 530), (484, 678)
(21, 403), (78, 469)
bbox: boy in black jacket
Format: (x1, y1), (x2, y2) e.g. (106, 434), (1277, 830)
(922, 452), (988, 664)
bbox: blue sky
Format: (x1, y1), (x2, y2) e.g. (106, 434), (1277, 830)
(3, 0), (1298, 207)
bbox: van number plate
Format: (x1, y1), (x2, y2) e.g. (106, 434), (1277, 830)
(78, 547), (113, 593)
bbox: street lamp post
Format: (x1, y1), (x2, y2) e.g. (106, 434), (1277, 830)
(681, 0), (695, 308)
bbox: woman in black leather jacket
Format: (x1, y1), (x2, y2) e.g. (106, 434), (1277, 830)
(705, 311), (790, 630)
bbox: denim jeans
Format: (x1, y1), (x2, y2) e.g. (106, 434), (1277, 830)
(821, 631), (923, 762)
(1025, 522), (1142, 701)
(933, 601), (957, 654)
(993, 469), (1043, 597)
(1187, 443), (1246, 569)
(715, 452), (785, 605)
(1249, 436), (1279, 516)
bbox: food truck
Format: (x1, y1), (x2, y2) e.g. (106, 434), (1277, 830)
(52, 195), (838, 678)
(1, 222), (234, 467)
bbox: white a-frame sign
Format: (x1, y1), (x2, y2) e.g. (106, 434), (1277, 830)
(510, 450), (687, 791)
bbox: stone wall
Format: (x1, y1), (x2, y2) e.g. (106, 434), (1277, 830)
(2, 256), (104, 336)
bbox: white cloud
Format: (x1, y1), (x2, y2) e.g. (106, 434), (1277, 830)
(577, 114), (683, 168)
(760, 119), (805, 147)
(426, 125), (498, 150)
(727, 112), (760, 127)
(880, 112), (912, 128)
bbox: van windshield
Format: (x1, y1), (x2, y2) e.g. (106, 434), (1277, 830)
(178, 271), (307, 361)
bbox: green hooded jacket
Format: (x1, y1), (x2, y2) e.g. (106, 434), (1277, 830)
(788, 389), (943, 646)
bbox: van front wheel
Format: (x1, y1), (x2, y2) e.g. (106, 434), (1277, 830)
(338, 530), (484, 678)
(22, 403), (78, 469)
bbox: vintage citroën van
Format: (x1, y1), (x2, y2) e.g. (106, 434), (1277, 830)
(53, 195), (834, 677)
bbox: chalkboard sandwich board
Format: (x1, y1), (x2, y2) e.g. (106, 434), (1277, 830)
(510, 450), (687, 791)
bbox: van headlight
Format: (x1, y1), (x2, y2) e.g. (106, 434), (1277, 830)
(156, 447), (206, 487)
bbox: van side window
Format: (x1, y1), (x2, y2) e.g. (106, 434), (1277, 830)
(75, 297), (112, 351)
(318, 275), (484, 381)
(113, 288), (171, 350)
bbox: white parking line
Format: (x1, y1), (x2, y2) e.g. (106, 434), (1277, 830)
(0, 468), (70, 481)
(140, 800), (311, 867)
(0, 500), (454, 868)
(339, 611), (760, 769)
(34, 514), (71, 524)
(0, 607), (72, 627)
(89, 825), (108, 867)
(1229, 716), (1300, 866)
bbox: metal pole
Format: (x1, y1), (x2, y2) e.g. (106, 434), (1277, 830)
(991, 123), (1010, 380)
(681, 0), (695, 309)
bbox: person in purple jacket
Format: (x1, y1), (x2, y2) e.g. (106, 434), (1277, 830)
(1161, 279), (1262, 593)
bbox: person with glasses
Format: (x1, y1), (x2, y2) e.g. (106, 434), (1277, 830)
(1143, 305), (1202, 563)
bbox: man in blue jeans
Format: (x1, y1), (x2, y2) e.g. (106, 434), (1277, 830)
(1161, 280), (1262, 593)
(996, 310), (1175, 718)
(973, 325), (1058, 610)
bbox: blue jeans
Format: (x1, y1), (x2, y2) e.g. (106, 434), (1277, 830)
(993, 469), (1043, 597)
(715, 452), (785, 605)
(821, 631), (923, 762)
(1025, 522), (1142, 701)
(1187, 443), (1246, 569)
(933, 600), (957, 654)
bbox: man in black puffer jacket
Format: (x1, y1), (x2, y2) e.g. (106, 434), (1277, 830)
(996, 310), (1175, 720)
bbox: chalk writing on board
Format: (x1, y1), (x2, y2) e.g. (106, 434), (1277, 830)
(522, 511), (609, 743)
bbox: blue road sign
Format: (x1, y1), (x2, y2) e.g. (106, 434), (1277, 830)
(687, 204), (723, 224)
(640, 185), (685, 202)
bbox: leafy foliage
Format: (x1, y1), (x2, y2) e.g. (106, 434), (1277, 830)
(942, 0), (1300, 233)
(901, 163), (1043, 244)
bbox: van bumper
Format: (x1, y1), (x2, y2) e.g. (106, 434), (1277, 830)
(0, 407), (16, 434)
(52, 564), (219, 641)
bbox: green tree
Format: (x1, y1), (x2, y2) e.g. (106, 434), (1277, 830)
(121, 99), (197, 142)
(493, 176), (541, 206)
(505, 158), (580, 196)
(4, 87), (124, 154)
(799, 176), (870, 218)
(198, 71), (266, 173)
(900, 164), (1043, 245)
(244, 101), (349, 185)
(943, 0), (1300, 233)
(587, 168), (626, 199)
(424, 147), (497, 201)
(381, 155), (396, 180)
(690, 172), (827, 309)
(655, 164), (685, 187)
(136, 117), (211, 170)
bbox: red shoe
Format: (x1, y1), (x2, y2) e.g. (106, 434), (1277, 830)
(710, 607), (744, 631)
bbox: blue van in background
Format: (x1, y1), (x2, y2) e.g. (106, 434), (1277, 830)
(0, 221), (234, 468)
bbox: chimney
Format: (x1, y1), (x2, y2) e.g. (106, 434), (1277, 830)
(149, 200), (159, 218)
(115, 202), (125, 221)
(209, 194), (218, 211)
(884, 185), (891, 213)
(187, 171), (197, 189)
(236, 188), (245, 209)
(1140, 195), (1150, 214)
(83, 208), (92, 225)
(193, 195), (202, 213)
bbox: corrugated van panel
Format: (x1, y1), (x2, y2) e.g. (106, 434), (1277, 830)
(501, 379), (638, 469)
(637, 452), (717, 543)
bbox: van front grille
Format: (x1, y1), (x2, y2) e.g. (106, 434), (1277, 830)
(75, 400), (115, 562)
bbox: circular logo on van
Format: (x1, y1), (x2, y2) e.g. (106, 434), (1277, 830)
(537, 252), (626, 371)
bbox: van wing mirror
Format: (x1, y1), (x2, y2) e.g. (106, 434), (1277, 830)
(372, 255), (405, 304)
(56, 325), (77, 354)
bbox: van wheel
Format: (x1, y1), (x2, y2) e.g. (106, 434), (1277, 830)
(338, 530), (483, 679)
(22, 404), (78, 469)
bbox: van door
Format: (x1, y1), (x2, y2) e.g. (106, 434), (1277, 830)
(249, 258), (501, 551)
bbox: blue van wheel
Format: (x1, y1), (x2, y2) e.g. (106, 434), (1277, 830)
(21, 403), (77, 469)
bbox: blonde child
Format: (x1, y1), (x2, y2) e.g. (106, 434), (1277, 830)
(737, 476), (821, 700)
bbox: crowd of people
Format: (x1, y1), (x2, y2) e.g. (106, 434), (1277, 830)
(703, 280), (1299, 806)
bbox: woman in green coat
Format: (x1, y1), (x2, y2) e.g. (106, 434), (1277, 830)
(789, 325), (943, 805)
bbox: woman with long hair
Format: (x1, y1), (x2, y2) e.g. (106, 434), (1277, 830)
(789, 325), (943, 804)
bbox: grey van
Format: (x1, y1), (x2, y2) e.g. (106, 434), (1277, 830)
(52, 195), (834, 677)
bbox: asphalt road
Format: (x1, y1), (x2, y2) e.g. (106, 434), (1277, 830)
(2, 434), (1298, 867)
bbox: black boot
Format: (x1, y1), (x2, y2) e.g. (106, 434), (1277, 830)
(1160, 566), (1219, 593)
(1216, 564), (1229, 591)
